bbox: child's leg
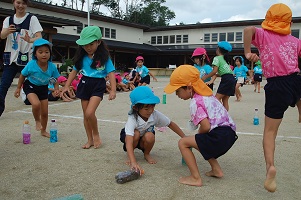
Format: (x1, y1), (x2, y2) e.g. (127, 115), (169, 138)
(296, 99), (301, 123)
(140, 131), (156, 164)
(263, 116), (282, 192)
(39, 99), (50, 138)
(257, 82), (261, 93)
(178, 136), (202, 187)
(222, 95), (230, 111)
(27, 93), (42, 131)
(205, 158), (223, 178)
(235, 84), (241, 101)
(82, 97), (102, 149)
(254, 81), (257, 92)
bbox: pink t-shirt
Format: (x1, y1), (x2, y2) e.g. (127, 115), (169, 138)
(252, 28), (301, 78)
(190, 94), (236, 132)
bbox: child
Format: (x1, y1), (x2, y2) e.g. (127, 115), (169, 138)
(120, 86), (185, 173)
(122, 72), (135, 91)
(135, 56), (157, 86)
(61, 26), (116, 149)
(201, 41), (236, 111)
(48, 82), (60, 102)
(58, 75), (76, 101)
(233, 56), (250, 101)
(253, 60), (263, 93)
(164, 65), (237, 187)
(244, 3), (301, 192)
(14, 38), (60, 137)
(191, 48), (216, 90)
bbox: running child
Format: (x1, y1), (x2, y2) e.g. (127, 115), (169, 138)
(201, 41), (236, 111)
(14, 38), (60, 137)
(253, 60), (263, 93)
(191, 47), (216, 90)
(61, 26), (116, 149)
(244, 3), (301, 192)
(120, 86), (185, 173)
(135, 56), (157, 86)
(164, 65), (237, 187)
(233, 56), (250, 101)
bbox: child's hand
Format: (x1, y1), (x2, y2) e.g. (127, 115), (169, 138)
(130, 162), (143, 175)
(153, 77), (158, 82)
(53, 89), (60, 97)
(60, 87), (69, 98)
(108, 90), (116, 100)
(14, 88), (21, 98)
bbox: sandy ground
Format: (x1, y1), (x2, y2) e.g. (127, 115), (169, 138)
(0, 76), (300, 200)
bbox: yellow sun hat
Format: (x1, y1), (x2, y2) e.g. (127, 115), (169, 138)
(261, 3), (292, 35)
(164, 65), (213, 96)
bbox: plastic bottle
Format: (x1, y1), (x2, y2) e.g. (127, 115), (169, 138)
(162, 92), (166, 104)
(115, 169), (144, 184)
(22, 120), (31, 144)
(253, 108), (259, 125)
(50, 119), (58, 143)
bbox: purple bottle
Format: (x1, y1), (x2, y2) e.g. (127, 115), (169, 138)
(22, 120), (31, 144)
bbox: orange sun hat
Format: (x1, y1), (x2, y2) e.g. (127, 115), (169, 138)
(261, 3), (292, 35)
(164, 65), (213, 96)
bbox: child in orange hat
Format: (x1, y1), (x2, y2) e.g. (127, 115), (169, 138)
(244, 3), (301, 192)
(164, 65), (238, 187)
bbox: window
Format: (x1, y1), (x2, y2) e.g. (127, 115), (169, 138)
(111, 29), (116, 39)
(163, 36), (168, 44)
(227, 32), (234, 41)
(77, 25), (83, 34)
(105, 28), (110, 38)
(170, 35), (175, 44)
(99, 27), (104, 36)
(151, 36), (156, 44)
(292, 29), (300, 38)
(219, 33), (226, 41)
(204, 33), (210, 42)
(211, 33), (218, 42)
(236, 32), (242, 41)
(176, 35), (182, 43)
(183, 35), (188, 43)
(157, 36), (162, 44)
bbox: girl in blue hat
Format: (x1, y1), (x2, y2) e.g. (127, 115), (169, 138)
(201, 41), (236, 111)
(119, 86), (185, 173)
(61, 26), (116, 149)
(233, 56), (250, 101)
(14, 38), (60, 137)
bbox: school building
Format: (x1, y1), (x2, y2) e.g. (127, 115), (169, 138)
(1, 0), (301, 75)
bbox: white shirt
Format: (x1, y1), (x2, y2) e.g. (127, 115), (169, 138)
(125, 110), (171, 136)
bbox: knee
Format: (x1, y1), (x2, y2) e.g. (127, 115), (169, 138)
(178, 138), (185, 149)
(31, 102), (41, 109)
(84, 111), (95, 120)
(143, 132), (155, 143)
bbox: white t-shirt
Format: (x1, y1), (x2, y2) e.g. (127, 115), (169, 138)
(125, 110), (171, 136)
(3, 13), (43, 65)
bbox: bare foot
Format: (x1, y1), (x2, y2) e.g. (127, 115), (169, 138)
(178, 176), (202, 187)
(235, 99), (240, 102)
(258, 91), (260, 93)
(264, 166), (277, 193)
(82, 142), (93, 149)
(93, 135), (102, 149)
(35, 121), (42, 131)
(205, 170), (223, 178)
(144, 154), (157, 164)
(254, 89), (256, 92)
(41, 130), (50, 138)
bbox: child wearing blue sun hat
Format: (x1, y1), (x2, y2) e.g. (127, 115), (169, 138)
(119, 86), (185, 174)
(201, 41), (236, 111)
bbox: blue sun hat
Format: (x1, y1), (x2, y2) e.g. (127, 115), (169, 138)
(217, 41), (232, 52)
(76, 26), (102, 46)
(130, 86), (160, 106)
(32, 38), (53, 60)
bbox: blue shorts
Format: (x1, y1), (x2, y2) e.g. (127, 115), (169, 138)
(23, 80), (48, 101)
(265, 73), (301, 119)
(217, 74), (236, 96)
(195, 126), (237, 160)
(120, 128), (155, 152)
(76, 76), (106, 100)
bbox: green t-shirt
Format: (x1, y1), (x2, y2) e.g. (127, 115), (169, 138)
(212, 55), (233, 76)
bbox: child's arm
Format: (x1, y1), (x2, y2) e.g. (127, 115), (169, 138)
(53, 82), (60, 97)
(14, 75), (25, 98)
(206, 74), (217, 85)
(148, 71), (157, 82)
(202, 66), (218, 81)
(61, 70), (77, 95)
(107, 72), (116, 100)
(125, 135), (143, 173)
(168, 121), (186, 138)
(244, 26), (259, 62)
(197, 118), (211, 134)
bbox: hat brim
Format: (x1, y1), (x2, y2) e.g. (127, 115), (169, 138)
(164, 84), (182, 94)
(136, 96), (160, 105)
(76, 38), (96, 46)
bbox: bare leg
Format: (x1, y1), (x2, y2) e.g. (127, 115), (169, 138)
(235, 84), (241, 101)
(178, 136), (202, 187)
(296, 100), (301, 123)
(40, 99), (50, 138)
(205, 158), (223, 178)
(263, 116), (282, 192)
(222, 95), (230, 111)
(140, 132), (156, 164)
(254, 81), (257, 92)
(27, 94), (42, 131)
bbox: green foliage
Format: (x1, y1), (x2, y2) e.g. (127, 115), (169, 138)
(59, 59), (73, 73)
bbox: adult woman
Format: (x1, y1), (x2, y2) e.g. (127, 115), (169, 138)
(0, 0), (43, 116)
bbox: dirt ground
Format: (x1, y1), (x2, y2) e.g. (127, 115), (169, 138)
(0, 77), (300, 200)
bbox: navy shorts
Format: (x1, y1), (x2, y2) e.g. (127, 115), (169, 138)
(120, 128), (155, 152)
(254, 74), (262, 82)
(76, 76), (106, 100)
(23, 80), (48, 100)
(217, 74), (236, 96)
(140, 75), (150, 84)
(195, 126), (237, 160)
(48, 93), (60, 101)
(265, 73), (301, 119)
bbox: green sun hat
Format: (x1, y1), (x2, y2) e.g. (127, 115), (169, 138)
(76, 26), (102, 46)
